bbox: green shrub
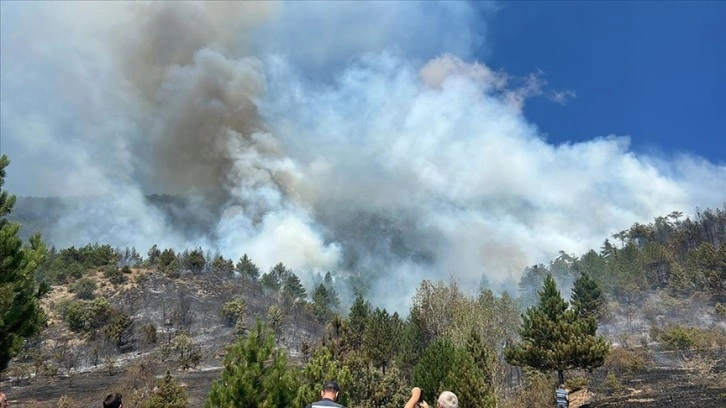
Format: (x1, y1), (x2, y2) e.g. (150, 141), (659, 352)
(658, 326), (697, 350)
(70, 277), (96, 300)
(61, 298), (126, 339)
(135, 272), (150, 285)
(104, 266), (127, 285)
(565, 376), (589, 392)
(653, 325), (716, 351)
(604, 372), (623, 394)
(604, 346), (648, 373)
(158, 248), (177, 271)
(165, 259), (180, 278)
(166, 334), (202, 370)
(147, 371), (188, 408)
(142, 323), (158, 346)
(222, 298), (246, 327)
(104, 314), (133, 349)
(716, 303), (726, 318)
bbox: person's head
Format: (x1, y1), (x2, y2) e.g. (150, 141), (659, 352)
(103, 393), (122, 408)
(0, 392), (8, 408)
(559, 383), (566, 389)
(321, 381), (341, 401)
(437, 391), (458, 408)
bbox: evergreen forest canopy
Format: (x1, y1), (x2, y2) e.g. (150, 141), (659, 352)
(2, 153), (726, 407)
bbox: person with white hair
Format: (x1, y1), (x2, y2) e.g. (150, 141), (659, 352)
(404, 387), (458, 408)
(436, 391), (458, 408)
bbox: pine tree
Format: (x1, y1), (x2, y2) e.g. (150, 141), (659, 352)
(413, 337), (458, 402)
(157, 248), (176, 271)
(0, 155), (47, 371)
(312, 284), (335, 322)
(344, 351), (410, 408)
(282, 273), (307, 307)
(447, 350), (496, 408)
(293, 347), (352, 408)
(322, 271), (341, 311)
(211, 255), (234, 276)
(504, 274), (610, 384)
(205, 320), (296, 407)
(261, 262), (288, 292)
(236, 253), (260, 280)
(396, 317), (425, 381)
(571, 272), (606, 323)
(146, 244), (161, 267)
(147, 370), (188, 408)
(348, 295), (370, 349)
(609, 243), (647, 302)
(183, 247), (206, 274)
(465, 329), (496, 390)
(362, 308), (399, 373)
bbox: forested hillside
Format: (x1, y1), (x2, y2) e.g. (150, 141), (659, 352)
(3, 180), (726, 406)
(519, 208), (726, 304)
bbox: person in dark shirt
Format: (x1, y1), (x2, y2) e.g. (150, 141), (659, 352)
(305, 381), (346, 408)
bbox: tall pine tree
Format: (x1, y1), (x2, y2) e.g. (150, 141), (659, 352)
(571, 272), (606, 324)
(205, 320), (296, 407)
(293, 347), (352, 408)
(0, 155), (47, 371)
(236, 253), (260, 280)
(504, 274), (609, 384)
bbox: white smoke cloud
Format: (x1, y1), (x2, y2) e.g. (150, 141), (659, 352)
(250, 2), (493, 78)
(263, 54), (719, 299)
(2, 1), (724, 311)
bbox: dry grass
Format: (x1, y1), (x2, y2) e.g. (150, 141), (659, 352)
(499, 370), (553, 408)
(680, 352), (721, 384)
(603, 346), (648, 374)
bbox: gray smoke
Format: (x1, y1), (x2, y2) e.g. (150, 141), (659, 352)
(2, 2), (725, 311)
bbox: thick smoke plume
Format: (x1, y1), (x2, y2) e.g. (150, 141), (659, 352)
(2, 2), (725, 311)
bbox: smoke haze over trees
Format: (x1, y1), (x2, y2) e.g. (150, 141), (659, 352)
(2, 2), (726, 311)
(2, 170), (726, 406)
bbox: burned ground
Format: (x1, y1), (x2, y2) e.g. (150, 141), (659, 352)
(4, 352), (725, 407)
(0, 268), (325, 407)
(585, 366), (726, 407)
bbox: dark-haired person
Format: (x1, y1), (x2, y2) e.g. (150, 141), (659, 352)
(103, 393), (123, 408)
(305, 381), (345, 408)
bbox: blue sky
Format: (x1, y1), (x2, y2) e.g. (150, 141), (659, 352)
(486, 1), (725, 164)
